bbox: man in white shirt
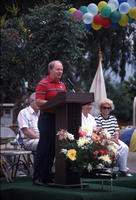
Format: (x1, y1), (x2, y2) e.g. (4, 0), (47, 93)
(17, 93), (40, 151)
(82, 103), (97, 137)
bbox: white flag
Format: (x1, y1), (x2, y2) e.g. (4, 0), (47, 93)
(89, 57), (107, 116)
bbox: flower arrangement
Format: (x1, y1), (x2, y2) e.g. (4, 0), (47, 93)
(57, 127), (118, 174)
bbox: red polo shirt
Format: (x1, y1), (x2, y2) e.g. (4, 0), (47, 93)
(36, 75), (66, 113)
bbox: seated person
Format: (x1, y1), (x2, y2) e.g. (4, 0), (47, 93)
(95, 98), (132, 177)
(17, 93), (40, 152)
(82, 103), (97, 137)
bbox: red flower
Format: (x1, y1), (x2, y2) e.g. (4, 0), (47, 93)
(93, 151), (98, 159)
(9, 32), (13, 35)
(98, 149), (107, 155)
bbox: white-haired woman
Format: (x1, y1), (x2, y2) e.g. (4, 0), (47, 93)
(95, 98), (132, 177)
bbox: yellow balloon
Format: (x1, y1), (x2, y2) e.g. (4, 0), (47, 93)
(69, 8), (77, 14)
(92, 21), (102, 30)
(118, 14), (129, 26)
(98, 1), (108, 12)
(128, 7), (136, 19)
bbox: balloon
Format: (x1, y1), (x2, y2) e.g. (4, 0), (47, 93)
(72, 10), (83, 21)
(65, 11), (71, 15)
(92, 21), (102, 30)
(102, 17), (112, 28)
(119, 2), (130, 14)
(128, 7), (136, 19)
(85, 23), (91, 30)
(83, 13), (94, 24)
(118, 0), (127, 4)
(93, 14), (103, 25)
(128, 16), (135, 23)
(127, 0), (136, 8)
(69, 8), (77, 14)
(108, 0), (119, 11)
(118, 14), (129, 26)
(79, 6), (87, 14)
(110, 11), (121, 23)
(87, 3), (98, 16)
(101, 6), (111, 18)
(98, 1), (108, 12)
(112, 22), (118, 27)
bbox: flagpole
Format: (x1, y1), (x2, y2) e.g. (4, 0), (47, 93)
(89, 45), (107, 116)
(98, 45), (102, 67)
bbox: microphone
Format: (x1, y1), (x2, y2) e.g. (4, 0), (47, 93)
(65, 77), (76, 92)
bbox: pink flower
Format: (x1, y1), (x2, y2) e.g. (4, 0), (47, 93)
(78, 129), (86, 137)
(57, 129), (67, 141)
(91, 133), (101, 142)
(15, 32), (19, 36)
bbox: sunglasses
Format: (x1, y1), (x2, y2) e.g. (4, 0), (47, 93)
(102, 106), (111, 110)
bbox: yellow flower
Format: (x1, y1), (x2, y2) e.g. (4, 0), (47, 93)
(99, 155), (112, 164)
(12, 56), (15, 62)
(107, 145), (118, 154)
(28, 34), (32, 38)
(82, 126), (89, 133)
(77, 137), (90, 147)
(23, 28), (27, 33)
(103, 129), (111, 139)
(67, 149), (76, 161)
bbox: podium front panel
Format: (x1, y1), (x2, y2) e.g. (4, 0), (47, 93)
(55, 103), (81, 185)
(40, 92), (94, 186)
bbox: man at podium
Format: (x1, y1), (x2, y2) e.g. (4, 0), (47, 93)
(33, 60), (66, 186)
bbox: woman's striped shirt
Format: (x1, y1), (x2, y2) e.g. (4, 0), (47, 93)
(95, 114), (120, 137)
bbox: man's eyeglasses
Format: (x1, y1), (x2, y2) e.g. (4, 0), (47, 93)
(102, 106), (111, 110)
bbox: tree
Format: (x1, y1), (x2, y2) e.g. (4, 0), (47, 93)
(105, 74), (136, 124)
(1, 0), (136, 124)
(124, 72), (136, 101)
(0, 3), (88, 103)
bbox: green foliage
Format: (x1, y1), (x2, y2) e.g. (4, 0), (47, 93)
(0, 3), (87, 102)
(105, 75), (135, 123)
(0, 0), (136, 124)
(124, 73), (136, 100)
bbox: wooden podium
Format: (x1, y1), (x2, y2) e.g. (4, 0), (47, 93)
(40, 92), (94, 187)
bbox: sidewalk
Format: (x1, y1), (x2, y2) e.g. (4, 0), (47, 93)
(127, 152), (136, 173)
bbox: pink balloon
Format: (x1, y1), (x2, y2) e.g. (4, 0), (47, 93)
(73, 10), (83, 21)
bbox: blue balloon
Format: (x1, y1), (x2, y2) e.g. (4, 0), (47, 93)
(87, 3), (98, 16)
(112, 22), (118, 27)
(119, 2), (130, 14)
(118, 0), (127, 4)
(85, 23), (91, 30)
(83, 13), (94, 24)
(127, 0), (136, 8)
